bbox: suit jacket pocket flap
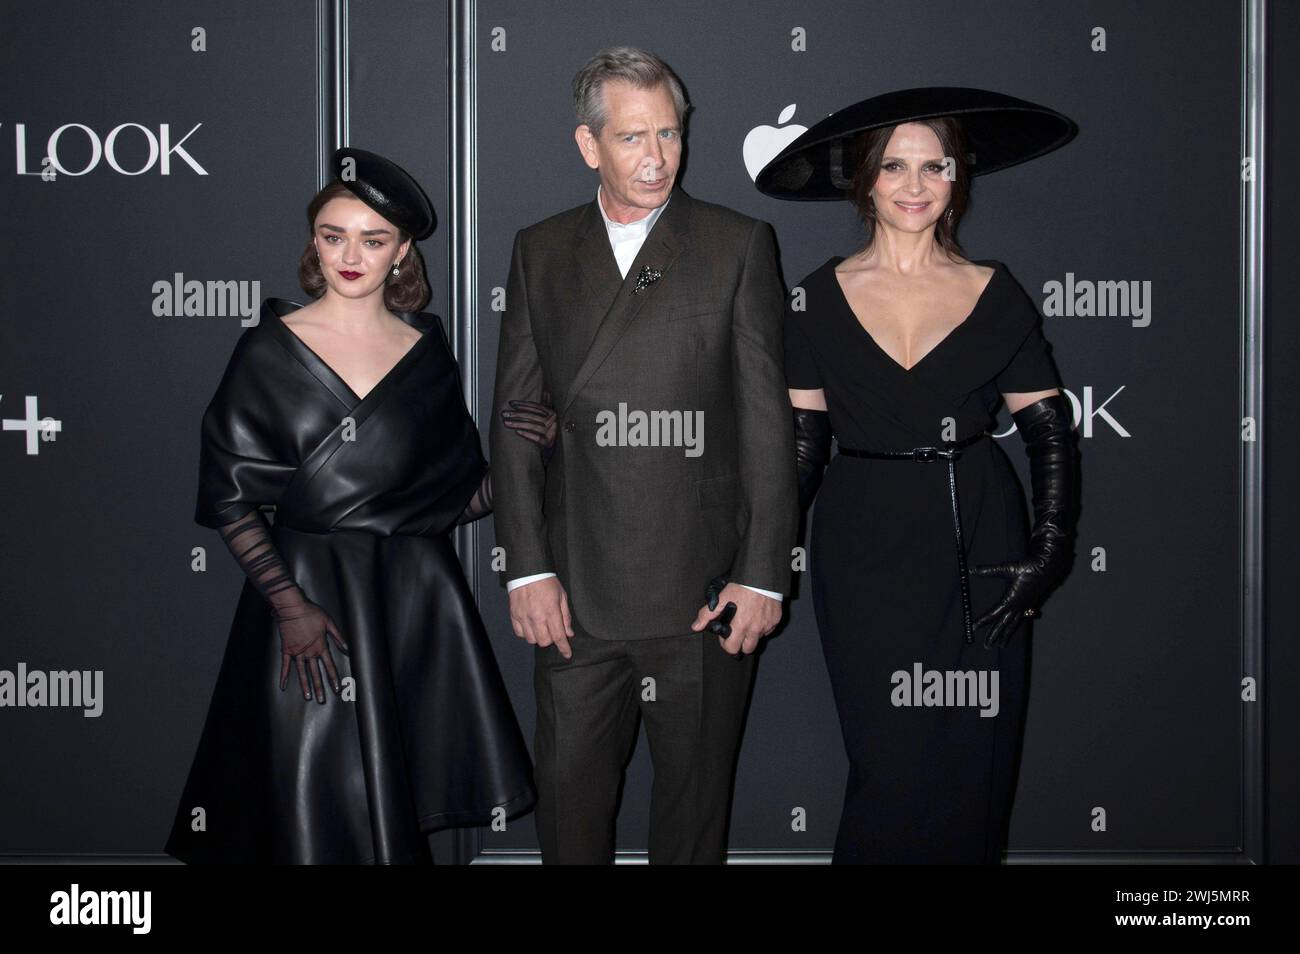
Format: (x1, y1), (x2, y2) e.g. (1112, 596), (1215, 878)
(667, 301), (731, 322)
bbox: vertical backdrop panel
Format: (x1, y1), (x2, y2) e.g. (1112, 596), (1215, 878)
(1264, 0), (1299, 863)
(0, 1), (320, 852)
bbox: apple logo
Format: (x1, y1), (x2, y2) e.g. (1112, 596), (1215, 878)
(743, 104), (808, 182)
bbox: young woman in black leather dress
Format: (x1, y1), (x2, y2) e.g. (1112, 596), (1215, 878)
(165, 148), (555, 864)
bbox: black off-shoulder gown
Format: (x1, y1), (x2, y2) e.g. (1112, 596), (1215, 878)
(165, 298), (534, 864)
(784, 258), (1062, 864)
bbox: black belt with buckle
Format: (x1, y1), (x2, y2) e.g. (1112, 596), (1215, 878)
(834, 431), (990, 644)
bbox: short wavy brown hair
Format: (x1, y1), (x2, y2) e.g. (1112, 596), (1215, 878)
(297, 181), (430, 313)
(848, 117), (971, 260)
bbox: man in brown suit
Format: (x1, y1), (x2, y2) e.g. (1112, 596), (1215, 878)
(489, 46), (797, 864)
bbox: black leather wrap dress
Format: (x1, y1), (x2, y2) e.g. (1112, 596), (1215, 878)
(165, 298), (534, 864)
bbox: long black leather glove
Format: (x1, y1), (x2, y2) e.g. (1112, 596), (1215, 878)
(793, 407), (832, 512)
(457, 392), (558, 525)
(215, 509), (348, 703)
(970, 393), (1077, 648)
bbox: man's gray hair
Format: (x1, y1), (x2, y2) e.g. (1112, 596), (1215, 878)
(572, 46), (690, 138)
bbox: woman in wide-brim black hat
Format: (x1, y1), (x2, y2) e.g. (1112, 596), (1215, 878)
(165, 148), (556, 864)
(759, 87), (1080, 864)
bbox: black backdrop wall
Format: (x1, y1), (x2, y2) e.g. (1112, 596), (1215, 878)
(0, 0), (1292, 864)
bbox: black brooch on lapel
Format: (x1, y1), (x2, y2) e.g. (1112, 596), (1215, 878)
(632, 264), (663, 294)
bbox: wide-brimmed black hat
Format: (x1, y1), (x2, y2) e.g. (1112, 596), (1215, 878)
(330, 147), (435, 238)
(755, 86), (1077, 200)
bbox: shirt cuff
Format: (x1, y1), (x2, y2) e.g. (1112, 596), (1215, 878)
(739, 583), (783, 602)
(506, 572), (557, 592)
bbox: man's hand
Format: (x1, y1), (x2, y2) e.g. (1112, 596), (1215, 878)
(508, 576), (574, 659)
(691, 582), (780, 655)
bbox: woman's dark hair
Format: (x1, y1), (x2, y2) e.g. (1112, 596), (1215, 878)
(297, 181), (430, 313)
(847, 117), (971, 259)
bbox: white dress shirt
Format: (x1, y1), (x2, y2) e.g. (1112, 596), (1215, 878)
(506, 185), (782, 605)
(596, 182), (671, 278)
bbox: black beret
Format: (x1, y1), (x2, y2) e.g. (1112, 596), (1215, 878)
(330, 147), (435, 239)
